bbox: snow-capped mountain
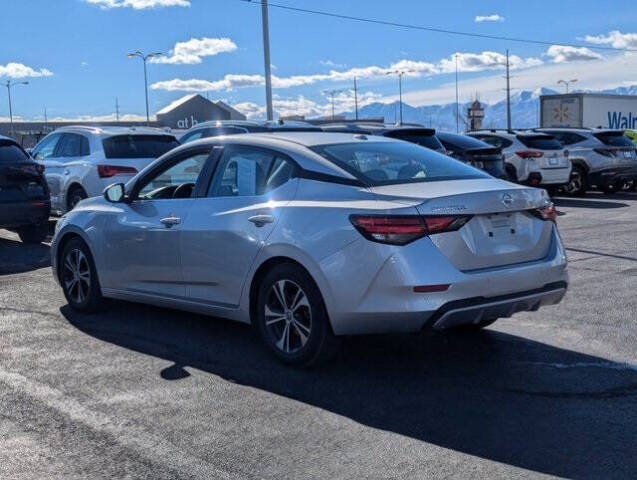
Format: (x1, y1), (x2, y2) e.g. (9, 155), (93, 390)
(346, 85), (636, 132)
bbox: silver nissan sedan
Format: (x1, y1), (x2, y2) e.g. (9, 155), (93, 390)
(51, 132), (568, 366)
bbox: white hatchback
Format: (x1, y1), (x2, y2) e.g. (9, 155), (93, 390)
(467, 130), (571, 189)
(31, 126), (179, 214)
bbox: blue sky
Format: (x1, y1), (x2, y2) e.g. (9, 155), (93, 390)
(1, 0), (637, 120)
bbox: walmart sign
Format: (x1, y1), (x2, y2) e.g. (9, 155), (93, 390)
(608, 111), (637, 129)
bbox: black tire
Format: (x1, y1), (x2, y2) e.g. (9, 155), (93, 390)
(256, 263), (340, 367)
(17, 221), (49, 244)
(563, 165), (588, 197)
(59, 238), (104, 313)
(67, 186), (87, 211)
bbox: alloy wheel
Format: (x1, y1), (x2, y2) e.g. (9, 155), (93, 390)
(264, 280), (312, 354)
(63, 248), (91, 305)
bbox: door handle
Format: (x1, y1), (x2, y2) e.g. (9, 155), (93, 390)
(160, 216), (181, 228)
(248, 214), (274, 227)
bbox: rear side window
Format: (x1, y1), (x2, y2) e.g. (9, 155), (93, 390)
(311, 141), (487, 186)
(517, 135), (562, 150)
(57, 133), (90, 157)
(209, 148), (275, 197)
(32, 133), (63, 160)
(102, 135), (179, 159)
(594, 132), (634, 147)
(0, 140), (29, 162)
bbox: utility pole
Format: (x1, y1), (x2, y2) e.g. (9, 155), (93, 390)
(353, 77), (359, 120)
(127, 50), (162, 125)
(455, 54), (459, 133)
(115, 97), (120, 121)
(4, 80), (29, 138)
(261, 0), (274, 120)
(506, 49), (512, 131)
(44, 107), (48, 127)
(324, 89), (344, 120)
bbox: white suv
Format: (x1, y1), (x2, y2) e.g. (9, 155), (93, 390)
(467, 130), (571, 190)
(535, 128), (637, 195)
(31, 126), (179, 214)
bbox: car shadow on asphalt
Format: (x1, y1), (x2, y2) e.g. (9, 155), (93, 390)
(0, 237), (51, 275)
(552, 197), (629, 209)
(62, 301), (637, 479)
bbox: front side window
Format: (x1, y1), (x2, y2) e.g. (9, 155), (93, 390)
(311, 141), (488, 186)
(137, 151), (211, 199)
(103, 135), (179, 159)
(32, 133), (63, 160)
(209, 148), (289, 197)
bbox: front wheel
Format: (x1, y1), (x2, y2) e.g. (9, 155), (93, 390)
(60, 238), (103, 312)
(256, 264), (339, 366)
(17, 221), (49, 244)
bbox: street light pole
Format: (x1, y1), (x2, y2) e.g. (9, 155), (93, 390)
(354, 77), (359, 120)
(261, 0), (274, 120)
(4, 80), (29, 138)
(323, 89), (344, 120)
(387, 70), (415, 125)
(557, 79), (578, 93)
(127, 50), (162, 125)
(455, 54), (459, 133)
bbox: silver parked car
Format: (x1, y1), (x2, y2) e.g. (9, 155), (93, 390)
(51, 133), (568, 365)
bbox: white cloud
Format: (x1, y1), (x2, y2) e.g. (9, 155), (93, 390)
(320, 60), (346, 68)
(150, 37), (237, 65)
(438, 51), (542, 73)
(0, 62), (53, 78)
(151, 74), (264, 92)
(475, 14), (505, 23)
(584, 30), (637, 49)
(84, 0), (189, 9)
(545, 45), (602, 63)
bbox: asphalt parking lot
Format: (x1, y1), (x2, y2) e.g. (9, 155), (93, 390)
(1, 192), (636, 479)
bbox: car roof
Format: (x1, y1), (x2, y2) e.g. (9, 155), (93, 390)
(213, 131), (400, 147)
(185, 119), (321, 132)
(322, 123), (435, 135)
(468, 129), (554, 138)
(535, 127), (624, 134)
(52, 125), (176, 137)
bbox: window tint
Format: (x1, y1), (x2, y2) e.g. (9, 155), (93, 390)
(545, 131), (586, 146)
(138, 151), (210, 199)
(311, 141), (488, 186)
(383, 131), (444, 150)
(57, 133), (88, 157)
(32, 133), (63, 160)
(180, 129), (207, 144)
(437, 133), (491, 150)
(517, 135), (562, 150)
(265, 157), (295, 192)
(594, 132), (635, 147)
(0, 140), (29, 162)
(209, 148), (274, 197)
(473, 135), (512, 149)
(102, 135), (179, 159)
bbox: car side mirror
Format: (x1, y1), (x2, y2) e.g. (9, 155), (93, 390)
(104, 183), (126, 203)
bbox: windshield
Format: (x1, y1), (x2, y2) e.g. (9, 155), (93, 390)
(0, 140), (29, 162)
(310, 141), (488, 186)
(102, 135), (179, 159)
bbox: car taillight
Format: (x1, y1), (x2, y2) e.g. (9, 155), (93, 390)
(349, 215), (471, 245)
(530, 203), (557, 222)
(516, 150), (544, 159)
(97, 164), (138, 178)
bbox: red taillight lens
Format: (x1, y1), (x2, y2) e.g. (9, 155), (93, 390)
(516, 150), (544, 159)
(350, 215), (471, 245)
(531, 203), (557, 222)
(97, 164), (138, 178)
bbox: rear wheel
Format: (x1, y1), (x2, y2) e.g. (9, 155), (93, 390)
(17, 221), (49, 244)
(60, 238), (103, 312)
(67, 186), (87, 211)
(563, 165), (588, 197)
(256, 263), (339, 366)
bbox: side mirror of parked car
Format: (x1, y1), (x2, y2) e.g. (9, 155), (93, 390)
(104, 183), (126, 203)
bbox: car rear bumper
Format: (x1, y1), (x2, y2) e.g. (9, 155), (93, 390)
(0, 200), (50, 228)
(588, 166), (637, 187)
(321, 225), (568, 335)
(428, 282), (566, 329)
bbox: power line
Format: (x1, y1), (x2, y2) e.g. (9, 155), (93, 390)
(237, 0), (636, 53)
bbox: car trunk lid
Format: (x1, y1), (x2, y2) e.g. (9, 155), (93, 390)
(370, 179), (555, 270)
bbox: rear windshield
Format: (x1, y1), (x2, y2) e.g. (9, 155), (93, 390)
(383, 131), (444, 150)
(102, 135), (179, 159)
(0, 140), (29, 162)
(517, 135), (562, 150)
(310, 141), (488, 186)
(437, 133), (491, 150)
(594, 132), (634, 147)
